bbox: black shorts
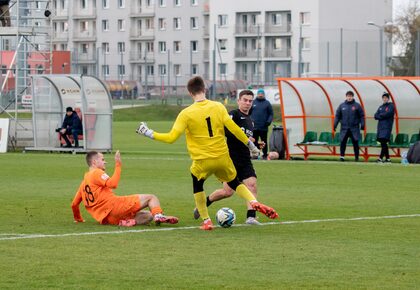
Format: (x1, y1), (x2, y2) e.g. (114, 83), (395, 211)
(232, 158), (257, 181)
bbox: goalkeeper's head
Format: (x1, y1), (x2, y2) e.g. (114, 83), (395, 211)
(187, 76), (205, 96)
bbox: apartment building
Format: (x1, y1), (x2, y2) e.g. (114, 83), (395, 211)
(50, 0), (392, 90)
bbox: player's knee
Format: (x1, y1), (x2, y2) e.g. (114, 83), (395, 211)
(221, 188), (234, 198)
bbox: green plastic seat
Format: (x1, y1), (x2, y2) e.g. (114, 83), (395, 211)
(360, 133), (378, 146)
(298, 131), (317, 144)
(390, 133), (409, 148)
(318, 132), (333, 144)
(409, 134), (420, 145)
(330, 133), (340, 146)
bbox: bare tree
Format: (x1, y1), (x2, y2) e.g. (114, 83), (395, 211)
(387, 1), (420, 76)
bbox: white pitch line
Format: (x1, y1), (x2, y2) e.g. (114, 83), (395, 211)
(1, 213), (419, 241)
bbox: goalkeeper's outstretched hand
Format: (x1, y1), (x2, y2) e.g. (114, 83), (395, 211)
(136, 122), (154, 139)
(247, 140), (260, 159)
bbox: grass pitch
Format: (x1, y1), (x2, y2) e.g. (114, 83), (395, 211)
(0, 116), (419, 289)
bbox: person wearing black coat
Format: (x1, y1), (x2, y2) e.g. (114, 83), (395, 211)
(334, 91), (365, 161)
(0, 0), (11, 27)
(250, 88), (273, 159)
(59, 107), (83, 147)
(374, 93), (395, 163)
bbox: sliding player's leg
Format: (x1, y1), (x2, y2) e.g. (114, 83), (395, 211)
(138, 194), (179, 225)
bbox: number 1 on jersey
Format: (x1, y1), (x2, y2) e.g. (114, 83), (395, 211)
(206, 117), (213, 137)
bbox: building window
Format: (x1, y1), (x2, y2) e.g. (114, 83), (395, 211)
(174, 64), (181, 76)
(81, 0), (87, 9)
(273, 38), (282, 50)
(159, 64), (167, 76)
(35, 1), (42, 10)
(146, 0), (152, 6)
(81, 43), (89, 54)
(60, 43), (67, 50)
(252, 14), (257, 26)
(191, 40), (198, 52)
(102, 20), (109, 31)
(102, 42), (110, 54)
(159, 0), (166, 7)
(80, 21), (89, 32)
(219, 63), (227, 76)
(118, 19), (125, 31)
(174, 0), (181, 6)
(102, 65), (109, 76)
(300, 12), (310, 25)
(118, 0), (125, 8)
(60, 0), (66, 10)
(218, 39), (227, 51)
(190, 17), (198, 29)
(302, 37), (310, 50)
(174, 41), (181, 53)
(146, 18), (153, 29)
(272, 13), (282, 25)
(218, 15), (227, 27)
(36, 65), (44, 74)
(159, 41), (166, 53)
(191, 0), (197, 6)
(1, 65), (7, 76)
(147, 42), (154, 52)
(159, 18), (166, 30)
(81, 66), (88, 75)
(192, 64), (198, 74)
(118, 65), (126, 76)
(174, 17), (181, 30)
(118, 42), (125, 53)
(102, 0), (109, 8)
(147, 65), (154, 76)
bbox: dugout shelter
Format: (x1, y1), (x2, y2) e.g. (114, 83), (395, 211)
(277, 77), (420, 160)
(25, 75), (113, 153)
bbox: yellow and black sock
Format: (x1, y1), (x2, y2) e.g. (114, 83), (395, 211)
(194, 191), (210, 220)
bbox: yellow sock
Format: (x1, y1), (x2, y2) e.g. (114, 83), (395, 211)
(235, 184), (257, 203)
(194, 191), (210, 220)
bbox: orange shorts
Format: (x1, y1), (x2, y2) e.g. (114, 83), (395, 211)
(102, 195), (141, 225)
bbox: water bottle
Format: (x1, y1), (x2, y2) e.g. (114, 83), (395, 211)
(401, 151), (409, 165)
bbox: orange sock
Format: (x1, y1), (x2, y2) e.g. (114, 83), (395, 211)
(151, 206), (163, 216)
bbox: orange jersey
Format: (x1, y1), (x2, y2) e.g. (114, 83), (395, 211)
(71, 163), (122, 224)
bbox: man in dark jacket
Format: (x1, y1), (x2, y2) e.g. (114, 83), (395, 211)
(334, 91), (365, 161)
(374, 93), (395, 163)
(0, 0), (11, 27)
(407, 139), (420, 164)
(59, 106), (83, 148)
(250, 88), (273, 159)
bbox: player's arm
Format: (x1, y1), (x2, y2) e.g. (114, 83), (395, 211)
(137, 114), (186, 143)
(71, 183), (85, 223)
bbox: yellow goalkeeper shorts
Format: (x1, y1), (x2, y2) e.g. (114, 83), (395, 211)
(190, 153), (237, 182)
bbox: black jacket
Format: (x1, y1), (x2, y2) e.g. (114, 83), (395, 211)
(225, 109), (254, 163)
(0, 1), (10, 5)
(374, 102), (395, 140)
(61, 112), (83, 132)
(334, 100), (365, 141)
(407, 141), (420, 163)
(250, 98), (273, 131)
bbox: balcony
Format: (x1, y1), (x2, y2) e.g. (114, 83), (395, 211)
(72, 11), (97, 20)
(235, 25), (260, 35)
(72, 52), (96, 64)
(264, 48), (291, 58)
(129, 51), (155, 63)
(130, 5), (155, 17)
(265, 23), (292, 34)
(73, 31), (96, 42)
(203, 50), (210, 61)
(52, 31), (69, 42)
(235, 48), (258, 58)
(129, 29), (154, 40)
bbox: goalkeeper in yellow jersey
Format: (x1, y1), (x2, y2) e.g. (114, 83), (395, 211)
(136, 76), (278, 230)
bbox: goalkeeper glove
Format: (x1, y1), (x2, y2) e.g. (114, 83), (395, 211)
(136, 122), (154, 139)
(247, 140), (260, 159)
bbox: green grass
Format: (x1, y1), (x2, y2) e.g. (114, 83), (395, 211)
(0, 115), (419, 288)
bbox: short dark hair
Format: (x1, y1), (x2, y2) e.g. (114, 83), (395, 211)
(66, 107), (73, 112)
(239, 90), (254, 99)
(345, 91), (354, 97)
(187, 76), (205, 96)
(86, 151), (99, 166)
(382, 92), (390, 99)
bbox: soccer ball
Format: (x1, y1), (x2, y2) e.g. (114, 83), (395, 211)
(215, 207), (236, 228)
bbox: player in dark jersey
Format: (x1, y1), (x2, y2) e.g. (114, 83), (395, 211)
(194, 90), (262, 225)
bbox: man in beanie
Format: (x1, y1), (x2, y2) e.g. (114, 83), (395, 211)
(59, 107), (83, 148)
(250, 88), (273, 159)
(374, 92), (395, 163)
(334, 91), (365, 161)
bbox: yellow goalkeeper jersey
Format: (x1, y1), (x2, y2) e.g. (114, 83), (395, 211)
(154, 99), (249, 160)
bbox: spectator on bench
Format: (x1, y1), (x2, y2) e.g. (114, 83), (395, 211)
(58, 106), (83, 148)
(374, 92), (395, 163)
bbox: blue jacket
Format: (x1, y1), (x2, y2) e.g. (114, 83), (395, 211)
(61, 111), (83, 132)
(250, 98), (273, 131)
(334, 100), (365, 142)
(374, 102), (394, 140)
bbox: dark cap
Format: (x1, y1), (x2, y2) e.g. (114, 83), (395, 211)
(66, 107), (73, 112)
(345, 91), (354, 96)
(382, 92), (390, 99)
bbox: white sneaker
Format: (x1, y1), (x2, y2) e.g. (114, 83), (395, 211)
(245, 217), (262, 225)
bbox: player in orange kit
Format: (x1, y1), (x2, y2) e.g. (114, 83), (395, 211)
(71, 150), (178, 227)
